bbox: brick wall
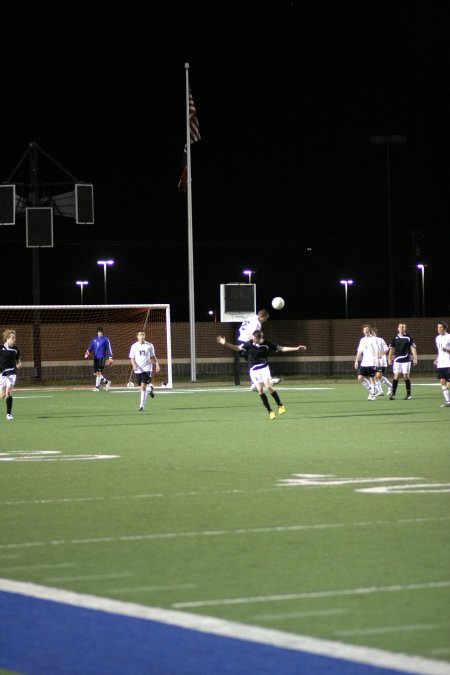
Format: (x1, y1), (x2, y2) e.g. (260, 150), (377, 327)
(172, 317), (445, 378)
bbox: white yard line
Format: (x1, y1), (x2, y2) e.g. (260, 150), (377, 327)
(172, 581), (450, 609)
(0, 515), (448, 550)
(336, 623), (450, 637)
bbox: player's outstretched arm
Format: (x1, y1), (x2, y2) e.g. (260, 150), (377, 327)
(279, 345), (307, 353)
(216, 336), (242, 352)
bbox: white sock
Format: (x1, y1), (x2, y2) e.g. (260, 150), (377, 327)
(443, 387), (450, 403)
(382, 375), (392, 387)
(96, 375), (102, 387)
(361, 378), (371, 390)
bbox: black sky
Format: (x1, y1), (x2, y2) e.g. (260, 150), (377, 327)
(2, 1), (449, 321)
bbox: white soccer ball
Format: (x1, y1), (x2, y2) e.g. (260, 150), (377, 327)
(271, 297), (285, 310)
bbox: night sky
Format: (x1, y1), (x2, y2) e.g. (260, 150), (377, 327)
(2, 1), (449, 321)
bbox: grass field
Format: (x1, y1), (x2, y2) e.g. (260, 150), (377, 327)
(0, 379), (449, 674)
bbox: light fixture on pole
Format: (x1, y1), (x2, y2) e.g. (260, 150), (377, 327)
(416, 264), (426, 317)
(208, 309), (217, 322)
(243, 269), (254, 284)
(96, 259), (114, 304)
(370, 134), (406, 317)
(76, 280), (88, 305)
(340, 279), (353, 319)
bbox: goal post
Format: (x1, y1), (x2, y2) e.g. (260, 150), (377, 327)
(0, 304), (172, 388)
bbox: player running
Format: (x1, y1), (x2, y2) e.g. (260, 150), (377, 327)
(0, 329), (22, 420)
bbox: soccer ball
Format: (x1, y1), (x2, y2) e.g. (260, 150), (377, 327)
(271, 297), (285, 310)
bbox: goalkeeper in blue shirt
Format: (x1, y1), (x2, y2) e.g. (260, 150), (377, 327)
(84, 327), (113, 391)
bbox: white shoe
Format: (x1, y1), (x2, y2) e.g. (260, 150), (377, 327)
(92, 387), (100, 392)
(440, 402), (450, 408)
(368, 394), (376, 401)
(249, 383), (257, 391)
(387, 388), (393, 397)
(105, 380), (111, 391)
(271, 377), (280, 385)
(6, 414), (14, 420)
(376, 391), (384, 396)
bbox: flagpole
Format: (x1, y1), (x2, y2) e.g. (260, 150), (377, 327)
(185, 62), (196, 381)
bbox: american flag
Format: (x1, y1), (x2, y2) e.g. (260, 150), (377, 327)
(178, 92), (201, 192)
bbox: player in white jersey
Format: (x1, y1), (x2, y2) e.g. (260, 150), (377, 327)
(238, 309), (280, 389)
(372, 328), (393, 396)
(354, 324), (379, 400)
(129, 331), (160, 411)
(434, 321), (450, 408)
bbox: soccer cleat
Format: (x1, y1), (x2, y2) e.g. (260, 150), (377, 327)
(404, 395), (412, 400)
(249, 383), (257, 391)
(376, 391), (384, 396)
(387, 388), (393, 397)
(278, 405), (286, 415)
(139, 406), (144, 411)
(6, 414), (13, 420)
(368, 394), (376, 401)
(440, 402), (450, 407)
(149, 385), (155, 399)
(389, 395), (395, 400)
(269, 411), (276, 420)
(271, 377), (281, 385)
(92, 387), (100, 392)
(105, 380), (111, 391)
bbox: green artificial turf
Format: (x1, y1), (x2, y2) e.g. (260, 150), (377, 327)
(1, 380), (449, 663)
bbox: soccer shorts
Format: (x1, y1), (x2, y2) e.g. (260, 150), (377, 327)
(0, 373), (16, 389)
(249, 364), (271, 387)
(392, 361), (411, 375)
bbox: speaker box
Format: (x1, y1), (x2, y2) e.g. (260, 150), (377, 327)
(26, 207), (54, 248)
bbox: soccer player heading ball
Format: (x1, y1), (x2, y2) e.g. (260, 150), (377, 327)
(217, 330), (306, 420)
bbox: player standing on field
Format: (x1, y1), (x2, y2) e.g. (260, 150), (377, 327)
(217, 330), (306, 419)
(129, 331), (160, 411)
(85, 327), (113, 391)
(434, 320), (450, 408)
(0, 329), (22, 420)
(388, 322), (418, 400)
(354, 324), (379, 400)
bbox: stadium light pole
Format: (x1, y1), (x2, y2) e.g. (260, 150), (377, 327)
(416, 264), (426, 317)
(370, 134), (406, 317)
(340, 279), (353, 319)
(76, 280), (89, 305)
(97, 259), (114, 304)
(243, 269), (254, 284)
(208, 309), (217, 322)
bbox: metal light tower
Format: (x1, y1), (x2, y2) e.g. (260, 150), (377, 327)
(76, 280), (89, 304)
(340, 279), (353, 319)
(97, 259), (114, 304)
(243, 269), (254, 284)
(416, 264), (425, 317)
(370, 134), (406, 317)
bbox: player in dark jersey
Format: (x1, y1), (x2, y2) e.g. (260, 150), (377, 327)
(217, 330), (306, 419)
(0, 329), (22, 420)
(388, 322), (418, 400)
(85, 327), (113, 391)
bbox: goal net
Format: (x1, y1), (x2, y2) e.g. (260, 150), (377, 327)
(0, 304), (172, 388)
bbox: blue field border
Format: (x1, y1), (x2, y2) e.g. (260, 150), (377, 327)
(1, 585), (447, 675)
